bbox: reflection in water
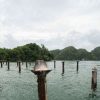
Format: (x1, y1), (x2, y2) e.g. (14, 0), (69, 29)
(89, 91), (97, 99)
(61, 73), (64, 76)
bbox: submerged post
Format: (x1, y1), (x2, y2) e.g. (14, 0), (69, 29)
(76, 60), (79, 72)
(31, 60), (51, 100)
(54, 60), (56, 68)
(0, 61), (3, 68)
(62, 61), (65, 74)
(7, 61), (10, 70)
(18, 61), (21, 73)
(91, 67), (97, 92)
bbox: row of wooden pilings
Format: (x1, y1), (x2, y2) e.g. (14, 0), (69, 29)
(0, 60), (97, 100)
(55, 61), (97, 92)
(0, 60), (79, 73)
(17, 61), (29, 73)
(54, 60), (79, 74)
(0, 61), (10, 69)
(0, 61), (31, 73)
(32, 60), (97, 100)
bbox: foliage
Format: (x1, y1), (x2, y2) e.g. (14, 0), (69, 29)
(0, 43), (53, 61)
(1, 44), (100, 61)
(50, 49), (61, 59)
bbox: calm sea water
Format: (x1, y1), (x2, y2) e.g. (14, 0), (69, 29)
(0, 61), (100, 100)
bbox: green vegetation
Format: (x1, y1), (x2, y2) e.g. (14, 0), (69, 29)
(50, 46), (100, 60)
(1, 44), (100, 61)
(0, 43), (53, 61)
(91, 47), (100, 60)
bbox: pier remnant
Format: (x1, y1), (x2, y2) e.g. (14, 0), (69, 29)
(7, 61), (10, 70)
(31, 60), (51, 100)
(76, 60), (79, 72)
(91, 67), (97, 92)
(0, 61), (3, 68)
(54, 60), (56, 68)
(18, 61), (21, 73)
(62, 61), (65, 74)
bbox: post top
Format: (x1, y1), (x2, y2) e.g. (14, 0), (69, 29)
(32, 60), (51, 71)
(31, 60), (51, 75)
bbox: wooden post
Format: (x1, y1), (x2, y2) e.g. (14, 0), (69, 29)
(0, 61), (3, 68)
(37, 75), (47, 100)
(91, 67), (97, 92)
(8, 61), (10, 70)
(54, 60), (56, 68)
(19, 61), (21, 73)
(31, 60), (51, 100)
(77, 61), (79, 72)
(62, 61), (65, 74)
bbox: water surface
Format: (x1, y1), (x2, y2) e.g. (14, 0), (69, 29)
(0, 61), (100, 100)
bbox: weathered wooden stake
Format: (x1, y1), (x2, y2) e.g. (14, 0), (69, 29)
(31, 60), (51, 100)
(54, 60), (56, 68)
(37, 75), (47, 100)
(91, 67), (97, 92)
(7, 61), (10, 70)
(62, 61), (65, 74)
(0, 61), (3, 68)
(19, 61), (21, 73)
(76, 61), (79, 72)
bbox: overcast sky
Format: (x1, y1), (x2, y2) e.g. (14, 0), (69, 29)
(0, 0), (100, 51)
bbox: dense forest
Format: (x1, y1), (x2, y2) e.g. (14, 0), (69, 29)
(0, 43), (53, 61)
(50, 46), (100, 60)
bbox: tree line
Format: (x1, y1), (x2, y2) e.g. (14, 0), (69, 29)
(0, 43), (53, 61)
(1, 44), (100, 61)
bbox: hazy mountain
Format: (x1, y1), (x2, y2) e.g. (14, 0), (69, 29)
(50, 46), (100, 60)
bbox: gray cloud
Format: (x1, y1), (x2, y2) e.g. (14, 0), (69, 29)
(0, 0), (100, 51)
(2, 30), (100, 52)
(1, 33), (18, 48)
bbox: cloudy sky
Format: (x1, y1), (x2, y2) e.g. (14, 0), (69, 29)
(0, 0), (100, 51)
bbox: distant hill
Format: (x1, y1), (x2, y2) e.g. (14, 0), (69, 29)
(91, 47), (100, 60)
(50, 49), (61, 59)
(55, 46), (78, 60)
(50, 46), (100, 60)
